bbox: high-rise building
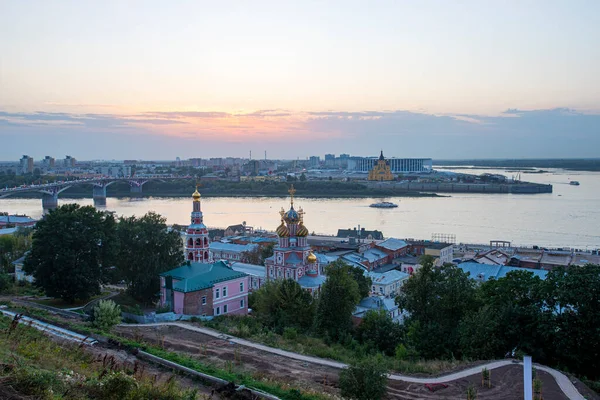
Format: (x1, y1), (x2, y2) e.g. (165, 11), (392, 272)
(324, 154), (335, 167)
(184, 188), (211, 263)
(19, 155), (33, 175)
(64, 155), (76, 168)
(309, 156), (320, 167)
(42, 156), (55, 169)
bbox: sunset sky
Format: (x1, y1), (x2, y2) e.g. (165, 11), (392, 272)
(1, 1), (599, 160)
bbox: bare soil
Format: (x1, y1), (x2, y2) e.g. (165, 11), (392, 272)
(115, 324), (591, 400)
(387, 365), (569, 400)
(115, 324), (342, 396)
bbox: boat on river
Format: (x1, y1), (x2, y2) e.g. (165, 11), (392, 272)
(570, 181), (580, 186)
(369, 201), (398, 208)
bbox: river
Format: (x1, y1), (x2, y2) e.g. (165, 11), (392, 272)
(1, 168), (598, 249)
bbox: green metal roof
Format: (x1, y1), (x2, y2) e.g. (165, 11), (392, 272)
(160, 261), (247, 293)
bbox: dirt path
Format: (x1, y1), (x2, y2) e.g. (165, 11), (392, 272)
(123, 321), (586, 400)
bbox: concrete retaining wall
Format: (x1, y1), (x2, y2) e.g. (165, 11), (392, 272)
(121, 311), (213, 324)
(367, 182), (552, 194)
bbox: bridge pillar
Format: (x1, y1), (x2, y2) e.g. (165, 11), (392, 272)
(129, 180), (147, 196)
(42, 192), (59, 210)
(93, 185), (107, 207)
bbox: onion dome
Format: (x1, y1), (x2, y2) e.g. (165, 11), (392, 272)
(307, 252), (317, 264)
(276, 220), (290, 237)
(283, 206), (300, 223)
(297, 222), (309, 237)
(192, 188), (201, 202)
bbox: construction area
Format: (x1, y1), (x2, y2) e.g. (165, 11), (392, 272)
(115, 323), (598, 400)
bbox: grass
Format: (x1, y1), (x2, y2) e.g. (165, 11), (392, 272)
(0, 314), (201, 400)
(4, 305), (334, 400)
(200, 315), (471, 376)
(31, 291), (110, 309)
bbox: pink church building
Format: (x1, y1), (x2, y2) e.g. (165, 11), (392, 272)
(159, 188), (249, 316)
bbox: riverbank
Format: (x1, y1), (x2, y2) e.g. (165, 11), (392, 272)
(5, 180), (443, 199)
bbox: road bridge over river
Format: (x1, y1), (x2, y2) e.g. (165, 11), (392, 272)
(0, 176), (192, 209)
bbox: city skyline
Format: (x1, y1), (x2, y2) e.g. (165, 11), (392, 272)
(1, 1), (599, 159)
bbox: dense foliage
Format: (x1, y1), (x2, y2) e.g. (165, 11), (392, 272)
(115, 212), (184, 303)
(315, 260), (362, 341)
(23, 205), (118, 303)
(249, 279), (316, 333)
(339, 357), (388, 400)
(398, 258), (600, 380)
(0, 227), (32, 271)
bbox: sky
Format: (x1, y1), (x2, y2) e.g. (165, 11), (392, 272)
(1, 0), (599, 160)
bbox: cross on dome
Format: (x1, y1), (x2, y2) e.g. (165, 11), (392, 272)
(288, 184), (296, 206)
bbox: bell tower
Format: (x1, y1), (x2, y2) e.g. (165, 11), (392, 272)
(184, 186), (211, 263)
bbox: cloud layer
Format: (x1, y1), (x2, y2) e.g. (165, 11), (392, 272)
(1, 108), (599, 160)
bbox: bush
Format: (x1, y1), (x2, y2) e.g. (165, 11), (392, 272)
(283, 327), (298, 340)
(92, 300), (122, 331)
(395, 343), (408, 360)
(156, 304), (172, 314)
(0, 272), (12, 293)
(339, 357), (388, 400)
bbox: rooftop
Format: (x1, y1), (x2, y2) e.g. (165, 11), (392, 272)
(160, 261), (247, 293)
(229, 262), (266, 278)
(376, 238), (408, 251)
(367, 270), (410, 285)
(209, 242), (258, 253)
(457, 262), (548, 282)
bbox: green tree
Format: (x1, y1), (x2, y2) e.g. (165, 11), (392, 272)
(475, 270), (546, 360)
(300, 173), (307, 182)
(260, 242), (275, 261)
(355, 309), (404, 356)
(250, 279), (315, 332)
(0, 228), (32, 271)
(397, 256), (478, 358)
(23, 204), (117, 303)
(339, 357), (388, 400)
(542, 264), (600, 379)
(315, 260), (361, 341)
(92, 299), (122, 331)
(116, 212), (183, 303)
(349, 265), (372, 299)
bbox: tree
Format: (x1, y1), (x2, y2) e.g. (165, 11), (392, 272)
(397, 257), (478, 359)
(355, 309), (404, 356)
(23, 204), (117, 303)
(541, 264), (600, 379)
(260, 243), (275, 261)
(241, 247), (261, 264)
(92, 299), (122, 331)
(116, 212), (183, 303)
(250, 279), (315, 332)
(300, 173), (307, 182)
(315, 260), (361, 341)
(339, 357), (388, 400)
(349, 265), (372, 299)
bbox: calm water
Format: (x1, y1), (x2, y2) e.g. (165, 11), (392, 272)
(1, 168), (598, 249)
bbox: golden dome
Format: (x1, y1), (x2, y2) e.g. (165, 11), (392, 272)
(307, 252), (317, 264)
(192, 188), (201, 202)
(276, 220), (290, 237)
(297, 222), (309, 237)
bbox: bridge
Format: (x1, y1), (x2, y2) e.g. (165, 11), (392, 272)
(0, 176), (192, 209)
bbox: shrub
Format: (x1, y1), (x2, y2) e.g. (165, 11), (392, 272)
(283, 327), (298, 340)
(339, 357), (388, 400)
(156, 304), (172, 314)
(0, 272), (13, 293)
(395, 343), (408, 360)
(92, 300), (122, 331)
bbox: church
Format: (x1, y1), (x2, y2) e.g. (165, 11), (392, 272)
(264, 185), (326, 293)
(368, 150), (394, 181)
